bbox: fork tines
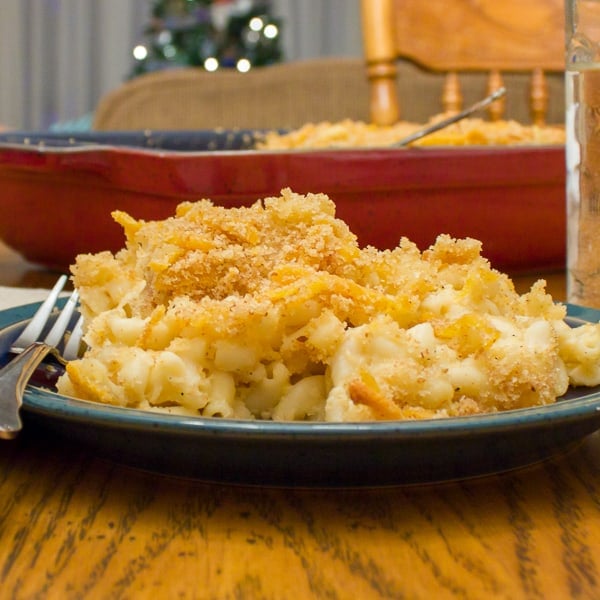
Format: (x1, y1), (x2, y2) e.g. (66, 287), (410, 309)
(10, 275), (83, 360)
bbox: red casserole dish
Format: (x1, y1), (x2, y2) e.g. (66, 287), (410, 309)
(0, 131), (565, 274)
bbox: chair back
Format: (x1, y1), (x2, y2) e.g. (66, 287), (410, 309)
(361, 0), (565, 125)
(93, 58), (372, 131)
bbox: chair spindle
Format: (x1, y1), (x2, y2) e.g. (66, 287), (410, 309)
(486, 70), (506, 121)
(529, 68), (548, 126)
(442, 72), (463, 113)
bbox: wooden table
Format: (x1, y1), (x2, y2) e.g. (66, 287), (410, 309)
(1, 241), (600, 599)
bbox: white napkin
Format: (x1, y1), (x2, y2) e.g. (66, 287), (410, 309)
(0, 286), (59, 311)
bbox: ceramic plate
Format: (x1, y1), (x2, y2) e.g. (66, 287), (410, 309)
(2, 301), (600, 488)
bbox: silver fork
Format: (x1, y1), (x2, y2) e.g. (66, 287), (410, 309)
(0, 275), (83, 439)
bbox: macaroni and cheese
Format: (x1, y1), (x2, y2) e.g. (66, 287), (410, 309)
(57, 189), (599, 422)
(256, 117), (565, 150)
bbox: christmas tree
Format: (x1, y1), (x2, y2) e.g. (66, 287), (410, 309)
(131, 0), (284, 77)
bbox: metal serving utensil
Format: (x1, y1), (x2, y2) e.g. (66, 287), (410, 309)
(393, 87), (507, 147)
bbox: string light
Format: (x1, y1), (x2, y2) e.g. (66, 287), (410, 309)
(163, 44), (177, 59)
(236, 58), (251, 73)
(263, 24), (278, 39)
(249, 16), (264, 31)
(133, 45), (148, 61)
(204, 57), (219, 72)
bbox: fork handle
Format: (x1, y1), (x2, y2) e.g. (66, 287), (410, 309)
(0, 342), (53, 439)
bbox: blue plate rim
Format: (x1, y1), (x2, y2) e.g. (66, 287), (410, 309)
(2, 299), (600, 440)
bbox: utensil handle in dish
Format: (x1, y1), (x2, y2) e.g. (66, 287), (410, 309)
(394, 87), (507, 147)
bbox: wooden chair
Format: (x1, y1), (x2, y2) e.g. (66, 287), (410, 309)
(93, 54), (563, 131)
(360, 0), (565, 126)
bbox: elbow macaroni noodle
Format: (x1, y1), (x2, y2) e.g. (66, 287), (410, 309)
(57, 189), (598, 422)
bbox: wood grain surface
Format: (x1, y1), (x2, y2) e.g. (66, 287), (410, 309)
(2, 241), (600, 599)
(1, 428), (600, 599)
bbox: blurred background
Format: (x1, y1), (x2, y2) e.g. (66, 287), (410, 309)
(0, 0), (362, 131)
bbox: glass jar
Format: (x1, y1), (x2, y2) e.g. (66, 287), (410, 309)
(566, 0), (600, 307)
